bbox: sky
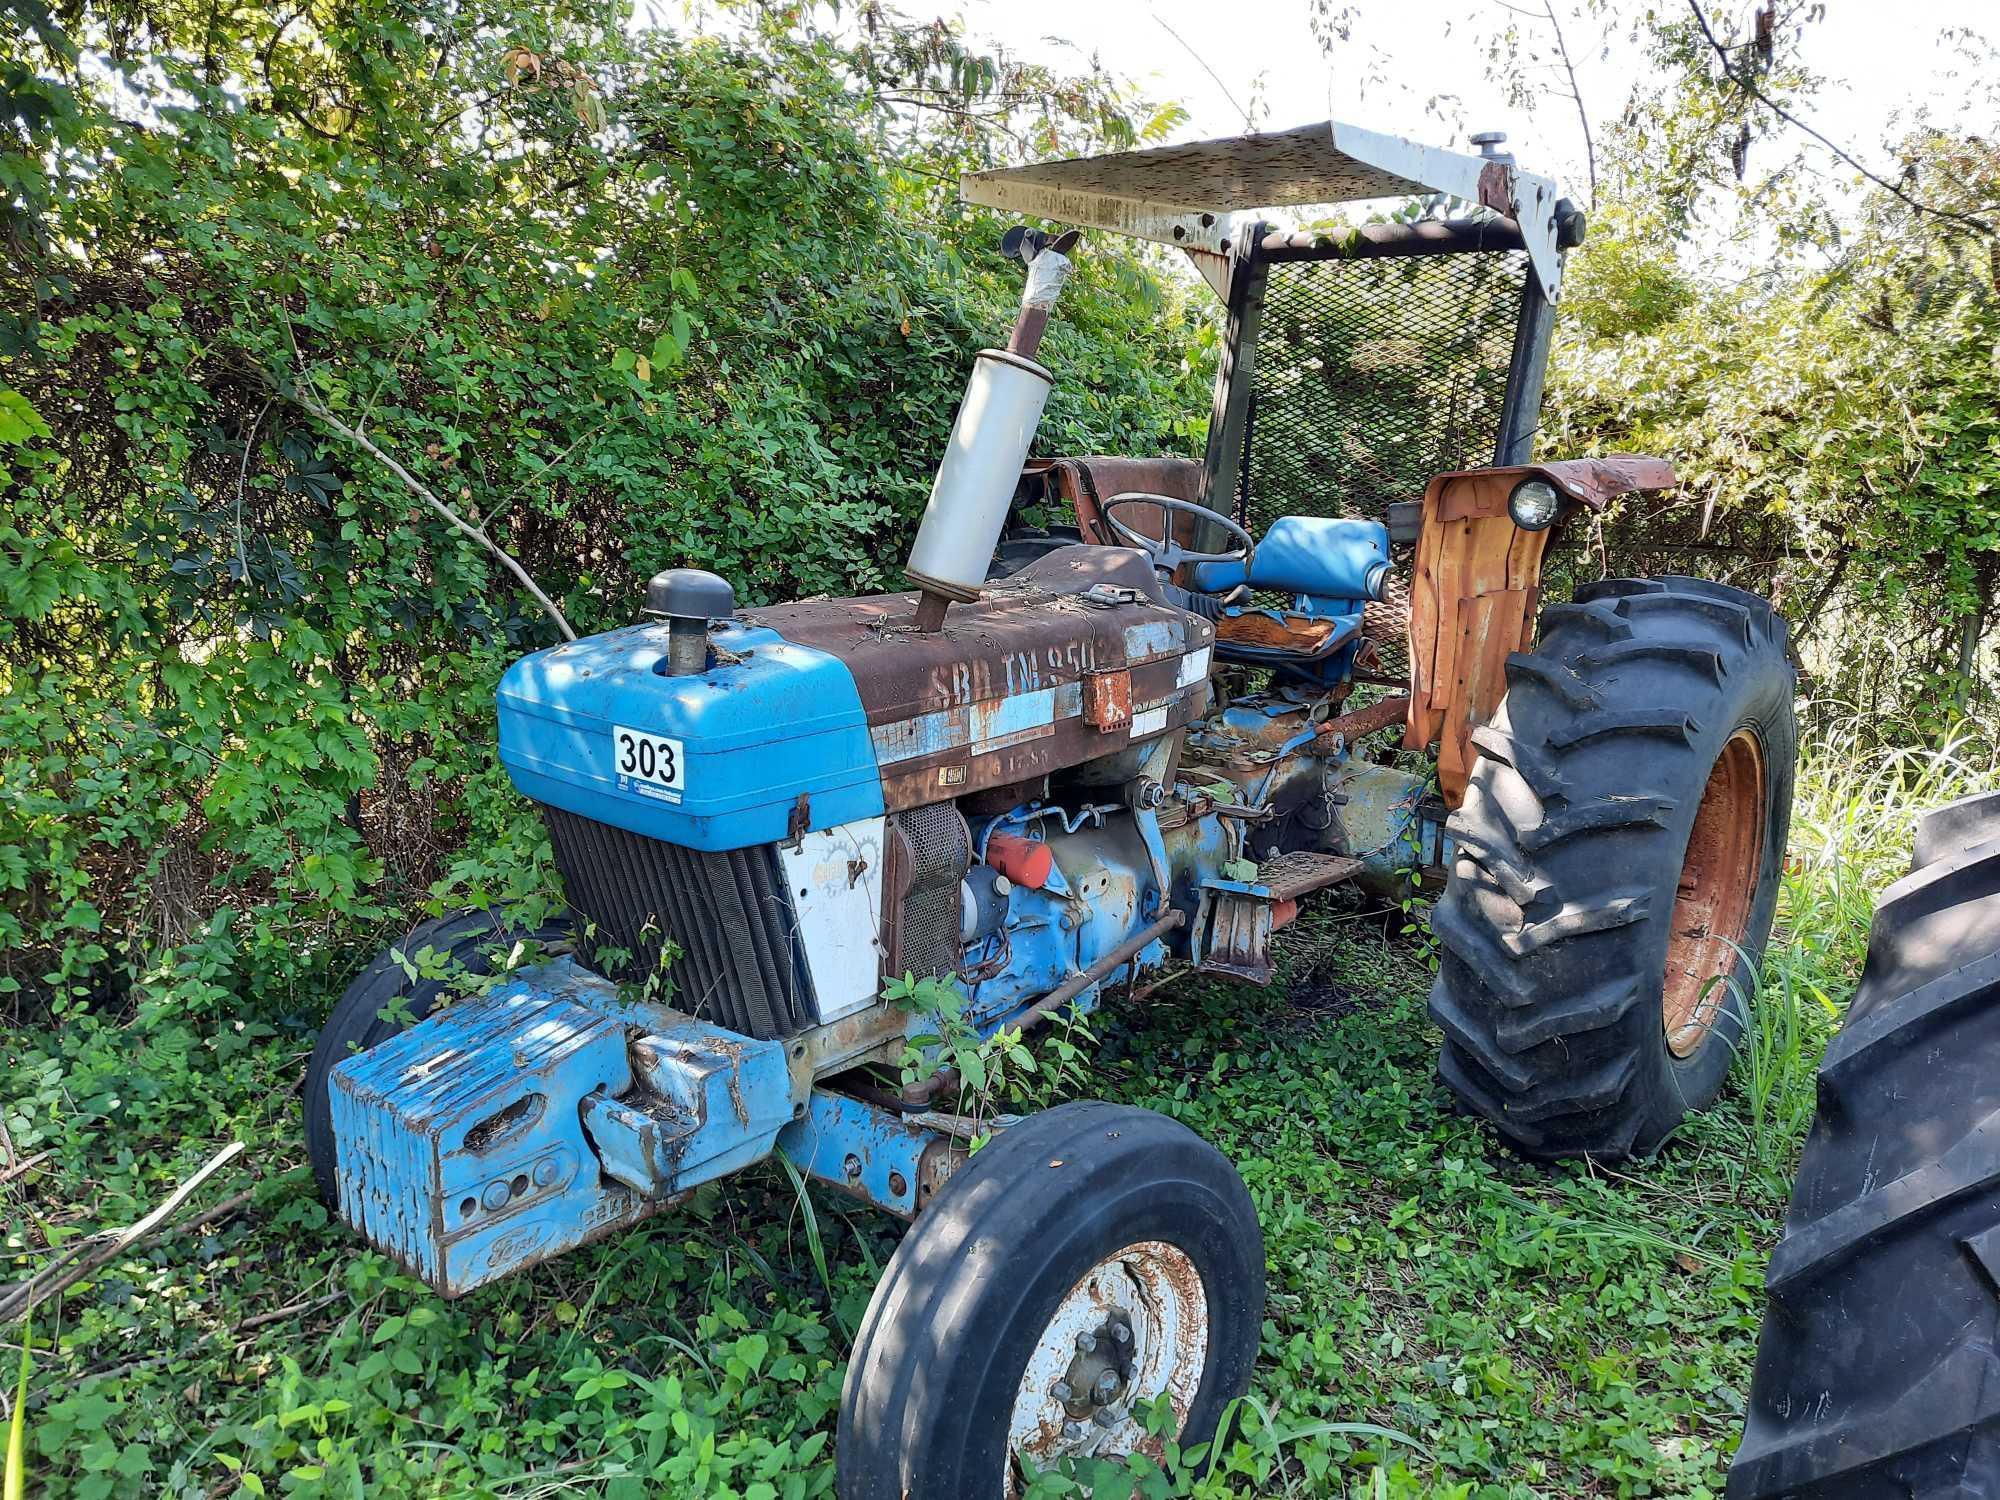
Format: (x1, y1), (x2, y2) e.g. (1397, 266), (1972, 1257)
(933, 0), (1995, 222)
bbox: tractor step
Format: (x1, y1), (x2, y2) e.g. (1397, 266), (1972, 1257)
(1251, 851), (1364, 901)
(1196, 852), (1363, 984)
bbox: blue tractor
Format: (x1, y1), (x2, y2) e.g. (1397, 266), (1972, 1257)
(305, 122), (1798, 1497)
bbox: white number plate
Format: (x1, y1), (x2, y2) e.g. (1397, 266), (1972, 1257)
(610, 724), (685, 794)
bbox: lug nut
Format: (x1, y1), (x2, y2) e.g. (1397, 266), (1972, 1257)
(1111, 1322), (1131, 1345)
(1061, 1420), (1084, 1441)
(1050, 1380), (1073, 1403)
(1091, 1370), (1122, 1404)
(1075, 1332), (1096, 1354)
(1092, 1407), (1120, 1429)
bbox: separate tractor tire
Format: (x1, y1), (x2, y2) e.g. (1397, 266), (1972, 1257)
(1430, 576), (1797, 1159)
(1729, 793), (2000, 1498)
(837, 1101), (1265, 1500)
(302, 909), (570, 1206)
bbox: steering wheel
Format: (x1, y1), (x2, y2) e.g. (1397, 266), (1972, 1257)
(1100, 492), (1255, 578)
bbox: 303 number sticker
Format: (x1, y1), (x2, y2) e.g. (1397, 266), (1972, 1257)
(611, 724), (685, 793)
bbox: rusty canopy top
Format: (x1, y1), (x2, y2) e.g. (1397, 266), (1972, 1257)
(962, 120), (1569, 302)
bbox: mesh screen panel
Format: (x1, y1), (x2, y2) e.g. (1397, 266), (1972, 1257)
(890, 803), (970, 981)
(1239, 249), (1530, 539)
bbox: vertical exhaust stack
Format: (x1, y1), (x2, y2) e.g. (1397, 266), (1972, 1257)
(906, 230), (1079, 633)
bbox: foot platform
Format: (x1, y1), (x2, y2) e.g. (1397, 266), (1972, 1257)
(1196, 851), (1362, 983)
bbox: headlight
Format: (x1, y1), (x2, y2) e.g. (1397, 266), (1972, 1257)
(1508, 478), (1562, 531)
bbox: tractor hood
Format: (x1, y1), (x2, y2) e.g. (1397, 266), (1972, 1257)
(496, 547), (1215, 852)
(497, 620), (886, 851)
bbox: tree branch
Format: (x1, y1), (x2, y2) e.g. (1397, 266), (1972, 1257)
(285, 384), (577, 641)
(1686, 0), (1995, 237)
(1542, 1), (1596, 204)
(0, 1142), (246, 1325)
(1155, 14), (1253, 133)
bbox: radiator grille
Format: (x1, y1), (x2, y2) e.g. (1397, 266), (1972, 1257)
(887, 803), (970, 981)
(542, 807), (814, 1038)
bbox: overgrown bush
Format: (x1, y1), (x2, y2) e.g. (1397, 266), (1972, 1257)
(0, 1), (1212, 1012)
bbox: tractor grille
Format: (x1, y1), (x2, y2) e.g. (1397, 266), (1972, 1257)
(542, 807), (814, 1039)
(885, 803), (970, 982)
(1239, 247), (1529, 540)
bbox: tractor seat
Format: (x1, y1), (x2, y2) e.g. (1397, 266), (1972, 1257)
(1186, 515), (1390, 600)
(1190, 515), (1389, 673)
(1213, 610), (1357, 655)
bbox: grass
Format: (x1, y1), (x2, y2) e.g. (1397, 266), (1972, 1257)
(2, 721), (1992, 1498)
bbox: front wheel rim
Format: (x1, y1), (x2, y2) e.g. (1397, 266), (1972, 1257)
(1662, 728), (1767, 1058)
(1005, 1239), (1209, 1488)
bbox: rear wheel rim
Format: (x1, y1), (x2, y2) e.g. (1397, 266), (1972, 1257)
(1662, 728), (1767, 1058)
(1005, 1240), (1208, 1490)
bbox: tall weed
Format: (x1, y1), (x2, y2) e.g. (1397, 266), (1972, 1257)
(1729, 709), (2000, 1186)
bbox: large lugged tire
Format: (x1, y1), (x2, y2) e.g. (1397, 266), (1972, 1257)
(1729, 793), (2000, 1498)
(302, 909), (570, 1206)
(1430, 576), (1797, 1159)
(837, 1102), (1265, 1499)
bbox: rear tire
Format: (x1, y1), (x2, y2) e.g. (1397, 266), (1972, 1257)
(303, 909), (570, 1206)
(1429, 576), (1797, 1159)
(1729, 793), (2000, 1498)
(836, 1102), (1264, 1499)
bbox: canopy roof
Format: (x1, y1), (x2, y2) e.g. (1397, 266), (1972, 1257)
(961, 121), (1567, 301)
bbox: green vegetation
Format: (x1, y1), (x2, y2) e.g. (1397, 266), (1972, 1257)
(6, 724), (1991, 1497)
(6, 0), (2000, 1493)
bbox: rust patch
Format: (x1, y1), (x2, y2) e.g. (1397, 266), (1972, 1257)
(1401, 460), (1674, 806)
(1403, 469), (1557, 804)
(1311, 692), (1412, 750)
(749, 548), (1212, 816)
(1214, 611), (1345, 652)
(915, 1136), (969, 1210)
(1023, 455), (1206, 545)
(1663, 729), (1766, 1057)
(1422, 456), (1677, 516)
(1084, 668), (1133, 730)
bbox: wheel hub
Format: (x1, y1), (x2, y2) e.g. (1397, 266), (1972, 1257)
(1005, 1240), (1209, 1487)
(1662, 727), (1767, 1058)
(1050, 1309), (1136, 1429)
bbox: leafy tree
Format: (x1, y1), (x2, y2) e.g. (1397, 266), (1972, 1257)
(0, 0), (1212, 1007)
(1516, 5), (2000, 727)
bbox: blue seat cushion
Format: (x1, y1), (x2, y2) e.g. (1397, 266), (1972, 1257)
(1187, 515), (1390, 602)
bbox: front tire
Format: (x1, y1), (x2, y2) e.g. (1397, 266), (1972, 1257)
(836, 1101), (1265, 1499)
(1429, 576), (1797, 1159)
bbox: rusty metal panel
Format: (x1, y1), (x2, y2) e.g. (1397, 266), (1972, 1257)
(1084, 669), (1133, 730)
(1027, 455), (1206, 546)
(1424, 457), (1677, 514)
(1403, 467), (1562, 802)
(1311, 692), (1412, 751)
(963, 120), (1568, 300)
(744, 548), (1214, 814)
(774, 1089), (962, 1220)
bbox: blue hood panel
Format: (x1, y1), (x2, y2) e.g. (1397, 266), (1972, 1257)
(497, 620), (885, 851)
